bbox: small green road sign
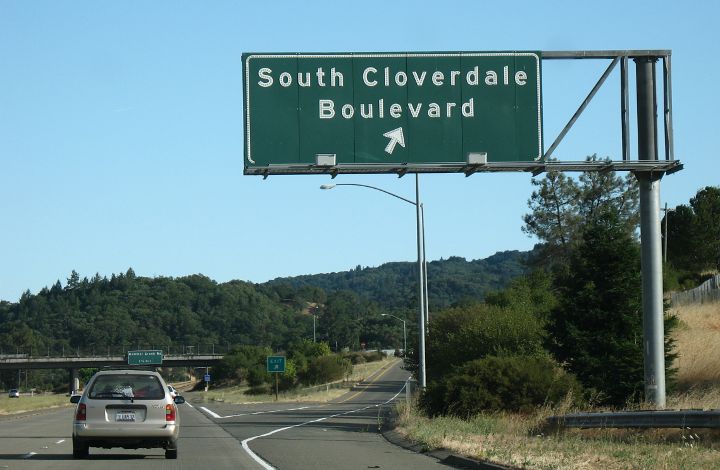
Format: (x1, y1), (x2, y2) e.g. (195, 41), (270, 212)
(266, 356), (286, 373)
(127, 350), (163, 365)
(243, 51), (542, 175)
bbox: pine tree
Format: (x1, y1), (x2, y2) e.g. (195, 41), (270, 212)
(548, 207), (671, 405)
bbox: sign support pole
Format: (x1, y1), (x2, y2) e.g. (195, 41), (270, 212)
(635, 56), (666, 408)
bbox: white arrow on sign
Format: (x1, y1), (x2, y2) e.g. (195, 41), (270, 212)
(383, 127), (406, 155)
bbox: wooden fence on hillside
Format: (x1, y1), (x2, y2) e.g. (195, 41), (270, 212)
(671, 274), (720, 306)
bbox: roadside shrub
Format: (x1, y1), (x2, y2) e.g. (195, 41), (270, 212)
(247, 366), (270, 387)
(424, 303), (547, 382)
(301, 355), (352, 385)
(345, 352), (366, 365)
(420, 355), (582, 417)
(364, 350), (385, 362)
(244, 385), (270, 395)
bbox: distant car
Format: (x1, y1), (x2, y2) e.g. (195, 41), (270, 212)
(167, 385), (178, 399)
(70, 369), (185, 459)
(8, 389), (19, 398)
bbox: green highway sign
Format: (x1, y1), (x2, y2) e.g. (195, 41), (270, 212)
(127, 350), (163, 365)
(266, 355), (286, 373)
(243, 52), (543, 175)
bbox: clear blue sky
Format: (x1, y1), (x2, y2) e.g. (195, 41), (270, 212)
(1, 1), (717, 302)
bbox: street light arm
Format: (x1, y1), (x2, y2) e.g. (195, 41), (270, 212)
(321, 183), (417, 206)
(381, 313), (405, 323)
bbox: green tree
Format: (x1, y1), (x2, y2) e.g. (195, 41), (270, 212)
(423, 302), (546, 383)
(689, 186), (720, 271)
(548, 207), (675, 405)
(664, 186), (720, 274)
(484, 269), (557, 321)
(523, 156), (639, 269)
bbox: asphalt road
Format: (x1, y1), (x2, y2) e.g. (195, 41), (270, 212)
(0, 399), (257, 469)
(200, 360), (448, 470)
(0, 360), (449, 469)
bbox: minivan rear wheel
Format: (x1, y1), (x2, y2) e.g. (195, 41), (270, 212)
(72, 437), (89, 458)
(165, 440), (178, 459)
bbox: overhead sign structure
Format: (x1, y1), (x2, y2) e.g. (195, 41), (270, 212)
(243, 52), (543, 175)
(266, 356), (286, 373)
(127, 350), (163, 366)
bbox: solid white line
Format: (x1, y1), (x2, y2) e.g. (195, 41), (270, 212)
(55, 439), (65, 444)
(200, 406), (222, 419)
(185, 402), (195, 408)
(200, 405), (313, 419)
(240, 381), (408, 470)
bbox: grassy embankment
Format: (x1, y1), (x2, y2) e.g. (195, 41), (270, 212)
(0, 393), (72, 415)
(200, 357), (396, 404)
(394, 301), (720, 469)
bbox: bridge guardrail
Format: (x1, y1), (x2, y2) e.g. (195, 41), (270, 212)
(0, 344), (230, 359)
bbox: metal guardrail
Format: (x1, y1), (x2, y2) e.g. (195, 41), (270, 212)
(547, 410), (720, 430)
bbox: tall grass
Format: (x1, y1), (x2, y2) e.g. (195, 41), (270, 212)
(671, 302), (720, 392)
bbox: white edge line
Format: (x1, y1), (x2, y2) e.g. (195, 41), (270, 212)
(185, 402), (195, 408)
(200, 406), (222, 419)
(200, 405), (314, 419)
(239, 380), (408, 470)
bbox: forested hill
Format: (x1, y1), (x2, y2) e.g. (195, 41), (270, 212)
(264, 250), (530, 310)
(0, 250), (529, 367)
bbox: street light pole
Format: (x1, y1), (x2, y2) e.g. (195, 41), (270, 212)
(414, 175), (427, 388)
(320, 177), (428, 388)
(381, 313), (407, 354)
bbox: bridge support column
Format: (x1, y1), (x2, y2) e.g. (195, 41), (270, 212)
(69, 368), (79, 394)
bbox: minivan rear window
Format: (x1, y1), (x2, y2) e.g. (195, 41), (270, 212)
(89, 374), (165, 400)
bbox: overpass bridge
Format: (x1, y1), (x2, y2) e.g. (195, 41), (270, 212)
(0, 353), (224, 393)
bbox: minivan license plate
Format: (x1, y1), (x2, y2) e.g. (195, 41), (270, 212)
(116, 411), (135, 422)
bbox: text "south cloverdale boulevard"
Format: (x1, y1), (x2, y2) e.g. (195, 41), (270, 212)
(256, 64), (532, 120)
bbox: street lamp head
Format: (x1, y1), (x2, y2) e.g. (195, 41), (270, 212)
(320, 184), (336, 190)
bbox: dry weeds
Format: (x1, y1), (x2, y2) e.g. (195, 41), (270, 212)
(394, 300), (720, 469)
(671, 302), (720, 394)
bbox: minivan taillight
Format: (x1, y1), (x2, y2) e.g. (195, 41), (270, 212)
(75, 403), (87, 421)
(166, 404), (176, 422)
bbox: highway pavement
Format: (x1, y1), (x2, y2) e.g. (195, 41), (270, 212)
(0, 360), (451, 469)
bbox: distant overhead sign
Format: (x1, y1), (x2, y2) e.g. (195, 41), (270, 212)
(243, 52), (543, 175)
(127, 350), (163, 366)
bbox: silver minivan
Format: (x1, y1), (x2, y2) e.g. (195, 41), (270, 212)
(70, 369), (185, 459)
